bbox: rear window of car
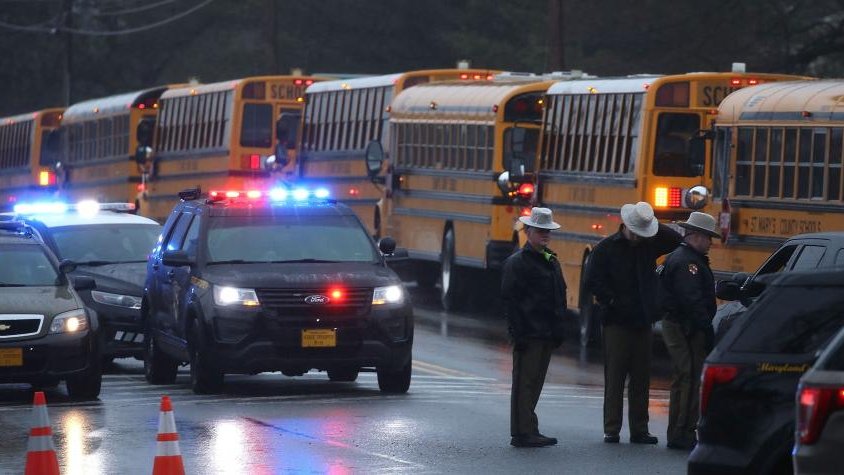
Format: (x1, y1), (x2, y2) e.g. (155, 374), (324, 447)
(731, 284), (844, 354)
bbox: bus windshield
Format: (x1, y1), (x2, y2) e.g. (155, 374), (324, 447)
(652, 112), (701, 177)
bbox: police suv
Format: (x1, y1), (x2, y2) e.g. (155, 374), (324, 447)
(141, 187), (413, 394)
(11, 201), (162, 361)
(0, 220), (101, 399)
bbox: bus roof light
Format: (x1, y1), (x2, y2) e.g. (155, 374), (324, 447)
(748, 78), (759, 85)
(730, 78), (742, 86)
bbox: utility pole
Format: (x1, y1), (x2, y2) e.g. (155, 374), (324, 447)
(545, 0), (565, 71)
(61, 0), (73, 106)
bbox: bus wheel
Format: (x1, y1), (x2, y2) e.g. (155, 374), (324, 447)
(578, 253), (601, 348)
(440, 227), (463, 311)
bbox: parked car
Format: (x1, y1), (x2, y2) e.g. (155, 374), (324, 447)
(714, 232), (844, 338)
(0, 220), (101, 399)
(11, 201), (162, 361)
(689, 269), (844, 475)
(794, 325), (844, 474)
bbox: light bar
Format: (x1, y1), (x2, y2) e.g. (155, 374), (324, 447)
(13, 202), (69, 215)
(12, 201), (136, 216)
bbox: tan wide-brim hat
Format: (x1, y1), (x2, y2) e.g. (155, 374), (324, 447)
(518, 207), (561, 230)
(620, 201), (658, 238)
(677, 211), (721, 238)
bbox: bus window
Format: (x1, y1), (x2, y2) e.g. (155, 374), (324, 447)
(240, 103), (272, 148)
(653, 112), (701, 176)
(504, 127), (538, 175)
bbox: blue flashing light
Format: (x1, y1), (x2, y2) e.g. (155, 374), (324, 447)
(292, 188), (309, 201)
(13, 202), (68, 215)
(314, 188), (330, 199)
(269, 188), (288, 201)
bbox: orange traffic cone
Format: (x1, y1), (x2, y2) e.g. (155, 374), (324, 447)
(25, 391), (60, 475)
(152, 396), (185, 475)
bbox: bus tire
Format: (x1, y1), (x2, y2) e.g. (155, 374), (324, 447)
(440, 227), (463, 311)
(578, 252), (601, 348)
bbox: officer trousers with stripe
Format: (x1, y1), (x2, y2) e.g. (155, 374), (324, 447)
(662, 319), (706, 445)
(511, 339), (555, 437)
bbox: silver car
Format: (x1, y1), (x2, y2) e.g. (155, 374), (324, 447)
(794, 325), (844, 474)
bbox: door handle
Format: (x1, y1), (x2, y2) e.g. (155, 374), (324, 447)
(167, 270), (175, 280)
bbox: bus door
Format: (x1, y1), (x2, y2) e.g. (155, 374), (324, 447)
(274, 107), (300, 172)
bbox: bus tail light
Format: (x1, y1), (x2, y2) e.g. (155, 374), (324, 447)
(700, 364), (738, 416)
(654, 187), (682, 208)
(241, 154), (261, 170)
(797, 386), (844, 445)
(517, 183), (535, 199)
(39, 171), (56, 186)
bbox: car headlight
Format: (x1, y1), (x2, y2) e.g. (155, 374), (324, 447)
(372, 285), (405, 306)
(213, 285), (260, 306)
(49, 309), (89, 334)
(91, 290), (142, 310)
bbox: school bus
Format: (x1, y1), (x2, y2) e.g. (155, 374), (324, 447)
(140, 75), (327, 221)
(378, 74), (578, 309)
(296, 68), (500, 238)
(706, 79), (844, 279)
(535, 71), (808, 345)
(55, 87), (169, 208)
(0, 108), (64, 208)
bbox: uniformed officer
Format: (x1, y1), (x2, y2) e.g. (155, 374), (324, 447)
(657, 212), (720, 450)
(586, 201), (682, 445)
(501, 207), (567, 448)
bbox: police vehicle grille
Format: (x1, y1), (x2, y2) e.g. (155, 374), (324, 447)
(255, 288), (373, 316)
(0, 315), (44, 339)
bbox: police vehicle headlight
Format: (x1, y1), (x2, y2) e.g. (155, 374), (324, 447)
(213, 285), (260, 307)
(372, 285), (405, 306)
(49, 309), (88, 334)
(91, 290), (142, 310)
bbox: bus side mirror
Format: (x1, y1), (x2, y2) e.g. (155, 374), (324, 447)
(135, 145), (152, 165)
(688, 136), (706, 176)
(365, 141), (385, 179)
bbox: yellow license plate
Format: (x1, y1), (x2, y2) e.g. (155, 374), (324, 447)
(301, 329), (336, 348)
(0, 348), (23, 367)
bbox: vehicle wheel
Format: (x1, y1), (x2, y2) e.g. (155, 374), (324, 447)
(439, 228), (463, 311)
(144, 322), (178, 385)
(377, 359), (411, 394)
(190, 325), (224, 394)
(66, 358), (102, 400)
(327, 368), (360, 382)
(579, 253), (601, 348)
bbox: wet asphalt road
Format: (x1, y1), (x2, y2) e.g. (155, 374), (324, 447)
(0, 280), (686, 474)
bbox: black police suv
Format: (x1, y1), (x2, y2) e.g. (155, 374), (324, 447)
(0, 221), (102, 399)
(141, 188), (413, 394)
(689, 269), (844, 475)
(14, 204), (163, 361)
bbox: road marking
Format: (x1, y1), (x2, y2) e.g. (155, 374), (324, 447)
(412, 359), (477, 378)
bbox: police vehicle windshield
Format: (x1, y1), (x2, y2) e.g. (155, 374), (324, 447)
(206, 214), (377, 264)
(0, 244), (59, 286)
(50, 224), (161, 263)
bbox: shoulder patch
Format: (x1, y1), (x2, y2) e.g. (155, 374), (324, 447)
(688, 263), (698, 275)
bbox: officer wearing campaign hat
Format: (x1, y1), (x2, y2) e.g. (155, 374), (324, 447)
(657, 211), (720, 450)
(501, 207), (567, 447)
(585, 201), (682, 445)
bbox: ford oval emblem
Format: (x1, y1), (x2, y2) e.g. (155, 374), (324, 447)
(304, 294), (330, 305)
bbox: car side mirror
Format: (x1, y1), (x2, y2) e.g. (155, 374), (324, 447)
(72, 276), (96, 291)
(59, 259), (77, 274)
(162, 250), (192, 267)
(715, 280), (741, 301)
(378, 237), (397, 255)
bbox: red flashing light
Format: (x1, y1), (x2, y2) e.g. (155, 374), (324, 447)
(250, 154), (260, 170)
(138, 103), (146, 109)
(472, 74), (482, 80)
(329, 288), (344, 300)
(305, 79), (314, 86)
(701, 364), (739, 415)
(348, 187), (359, 196)
(517, 183), (535, 198)
(668, 187), (682, 208)
(137, 184), (145, 192)
(460, 73), (469, 80)
(246, 190), (262, 199)
(294, 79), (304, 86)
(38, 171), (55, 186)
(486, 74), (494, 81)
(225, 191), (240, 198)
(591, 223), (603, 231)
(748, 78), (759, 85)
(730, 78), (742, 86)
(520, 207), (531, 217)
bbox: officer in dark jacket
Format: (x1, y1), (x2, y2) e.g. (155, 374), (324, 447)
(586, 201), (682, 445)
(657, 212), (719, 450)
(501, 207), (567, 448)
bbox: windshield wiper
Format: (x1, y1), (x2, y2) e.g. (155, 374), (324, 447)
(0, 282), (26, 287)
(206, 259), (258, 265)
(266, 259), (340, 263)
(72, 260), (113, 267)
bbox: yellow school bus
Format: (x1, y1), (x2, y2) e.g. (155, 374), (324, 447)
(296, 68), (499, 238)
(382, 74), (573, 309)
(56, 87), (169, 208)
(535, 71), (807, 345)
(140, 75), (327, 221)
(0, 108), (64, 209)
(706, 79), (844, 278)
